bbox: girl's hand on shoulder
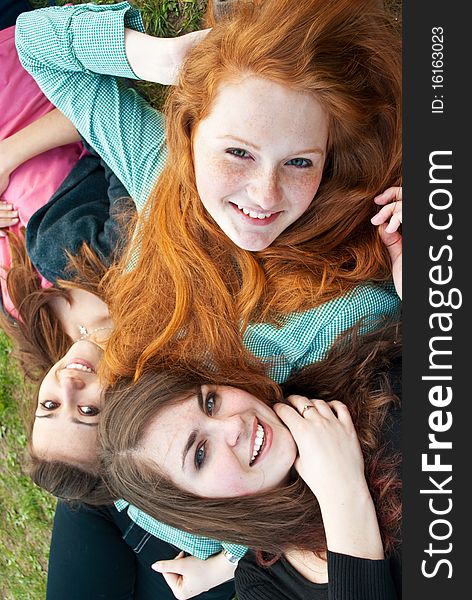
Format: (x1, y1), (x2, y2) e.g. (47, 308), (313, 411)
(0, 200), (19, 237)
(274, 397), (367, 506)
(371, 186), (402, 299)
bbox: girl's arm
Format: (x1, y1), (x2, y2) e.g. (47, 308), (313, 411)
(275, 396), (384, 560)
(124, 27), (209, 84)
(0, 109), (80, 196)
(266, 397), (399, 600)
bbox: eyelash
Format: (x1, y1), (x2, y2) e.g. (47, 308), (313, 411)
(40, 400), (59, 410)
(39, 401), (99, 416)
(286, 158), (313, 168)
(226, 148), (251, 159)
(226, 149), (313, 169)
(79, 406), (100, 416)
(194, 392), (218, 469)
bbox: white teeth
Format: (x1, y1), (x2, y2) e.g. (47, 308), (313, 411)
(66, 363), (94, 373)
(237, 205), (272, 220)
(250, 424), (265, 464)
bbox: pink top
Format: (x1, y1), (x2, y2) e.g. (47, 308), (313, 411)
(0, 25), (84, 319)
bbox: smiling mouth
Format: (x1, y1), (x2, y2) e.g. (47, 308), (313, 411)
(230, 202), (281, 225)
(250, 421), (266, 466)
(64, 359), (96, 374)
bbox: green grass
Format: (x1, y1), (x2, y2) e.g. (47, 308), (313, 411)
(1, 0), (401, 596)
(0, 331), (56, 599)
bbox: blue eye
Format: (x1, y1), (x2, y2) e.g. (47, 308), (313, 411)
(195, 443), (206, 469)
(226, 148), (251, 159)
(286, 158), (312, 168)
(205, 393), (216, 416)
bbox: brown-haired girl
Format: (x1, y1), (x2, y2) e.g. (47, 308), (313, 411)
(16, 0), (402, 389)
(99, 321), (402, 599)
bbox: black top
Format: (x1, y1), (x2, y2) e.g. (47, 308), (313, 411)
(235, 357), (402, 600)
(26, 138), (135, 283)
(236, 550), (400, 600)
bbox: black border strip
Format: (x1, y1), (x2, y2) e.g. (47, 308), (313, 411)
(403, 1), (469, 596)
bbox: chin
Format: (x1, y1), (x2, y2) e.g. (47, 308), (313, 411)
(231, 234), (276, 252)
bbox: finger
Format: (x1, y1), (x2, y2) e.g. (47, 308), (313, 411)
(371, 202), (398, 225)
(311, 398), (336, 419)
(378, 223), (402, 256)
(384, 213), (402, 233)
(286, 395), (320, 418)
(273, 402), (306, 431)
(0, 218), (19, 228)
(374, 186), (402, 205)
(152, 551), (186, 573)
(326, 401), (353, 426)
(0, 202), (14, 210)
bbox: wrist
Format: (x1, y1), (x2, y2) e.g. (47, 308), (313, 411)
(0, 138), (20, 175)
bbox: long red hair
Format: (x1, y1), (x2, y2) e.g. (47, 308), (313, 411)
(103, 0), (401, 383)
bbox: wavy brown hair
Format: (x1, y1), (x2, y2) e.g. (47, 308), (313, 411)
(99, 322), (402, 556)
(0, 231), (111, 503)
(102, 0), (402, 384)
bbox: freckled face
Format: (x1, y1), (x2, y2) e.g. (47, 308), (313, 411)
(192, 75), (329, 251)
(140, 385), (298, 498)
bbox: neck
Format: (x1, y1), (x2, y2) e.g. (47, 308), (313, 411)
(284, 548), (328, 584)
(48, 288), (112, 344)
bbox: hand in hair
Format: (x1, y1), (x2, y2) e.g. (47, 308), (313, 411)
(274, 397), (366, 504)
(152, 550), (236, 600)
(371, 186), (403, 299)
(0, 200), (19, 237)
(274, 397), (385, 559)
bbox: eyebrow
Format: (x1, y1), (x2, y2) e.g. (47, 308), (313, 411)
(218, 135), (261, 151)
(181, 430), (198, 470)
(218, 135), (324, 155)
(34, 414), (98, 428)
(181, 387), (205, 470)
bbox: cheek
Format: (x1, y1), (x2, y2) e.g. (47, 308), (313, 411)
(203, 470), (257, 497)
(195, 157), (246, 207)
(283, 171), (323, 213)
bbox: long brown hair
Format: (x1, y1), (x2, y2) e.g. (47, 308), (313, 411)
(103, 0), (402, 384)
(0, 231), (111, 503)
(99, 322), (401, 555)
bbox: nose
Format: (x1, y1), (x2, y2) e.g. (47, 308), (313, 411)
(57, 372), (86, 394)
(247, 167), (282, 211)
(219, 414), (245, 447)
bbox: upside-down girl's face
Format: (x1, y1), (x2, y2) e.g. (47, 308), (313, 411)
(192, 75), (329, 251)
(32, 340), (104, 467)
(139, 385), (298, 497)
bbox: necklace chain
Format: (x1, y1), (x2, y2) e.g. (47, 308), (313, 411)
(78, 325), (112, 341)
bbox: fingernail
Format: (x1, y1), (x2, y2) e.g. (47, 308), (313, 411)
(151, 564), (161, 572)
